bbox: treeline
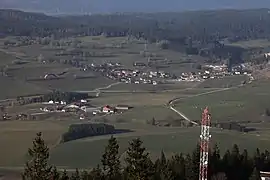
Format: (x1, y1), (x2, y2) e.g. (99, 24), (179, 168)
(2, 9), (270, 65)
(16, 91), (90, 105)
(43, 91), (89, 103)
(61, 123), (115, 143)
(22, 132), (268, 180)
(2, 9), (270, 42)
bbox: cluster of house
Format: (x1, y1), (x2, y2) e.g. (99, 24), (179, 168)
(89, 61), (253, 84)
(40, 99), (132, 118)
(177, 64), (251, 82)
(93, 105), (132, 115)
(40, 99), (92, 113)
(88, 62), (173, 85)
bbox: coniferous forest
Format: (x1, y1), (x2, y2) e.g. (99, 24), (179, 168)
(21, 132), (267, 180)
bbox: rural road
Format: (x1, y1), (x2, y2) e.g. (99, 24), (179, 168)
(169, 106), (199, 125)
(94, 82), (122, 91)
(168, 74), (254, 125)
(167, 87), (232, 126)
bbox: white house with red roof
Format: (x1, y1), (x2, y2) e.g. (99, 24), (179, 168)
(102, 105), (115, 113)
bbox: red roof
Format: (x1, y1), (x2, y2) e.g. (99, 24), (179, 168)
(103, 105), (114, 110)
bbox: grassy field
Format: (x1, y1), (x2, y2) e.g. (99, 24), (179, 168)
(0, 76), (48, 99)
(174, 80), (270, 123)
(76, 36), (204, 73)
(0, 51), (15, 66)
(91, 88), (214, 123)
(105, 81), (198, 91)
(0, 35), (205, 99)
(228, 39), (270, 49)
(50, 126), (270, 168)
(1, 35), (269, 170)
(198, 75), (248, 88)
(0, 120), (72, 166)
(1, 81), (270, 169)
(1, 120), (270, 168)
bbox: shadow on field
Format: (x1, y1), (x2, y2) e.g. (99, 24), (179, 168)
(112, 129), (134, 135)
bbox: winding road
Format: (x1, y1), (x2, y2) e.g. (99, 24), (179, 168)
(167, 74), (254, 125)
(167, 88), (232, 126)
(94, 82), (122, 91)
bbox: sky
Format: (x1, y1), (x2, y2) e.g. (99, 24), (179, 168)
(1, 0), (270, 14)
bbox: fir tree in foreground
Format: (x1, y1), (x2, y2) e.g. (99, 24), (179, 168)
(89, 165), (104, 180)
(70, 168), (80, 180)
(154, 151), (174, 180)
(211, 172), (227, 180)
(60, 170), (69, 180)
(249, 167), (261, 180)
(101, 136), (121, 180)
(125, 138), (154, 180)
(22, 132), (53, 180)
(51, 166), (60, 180)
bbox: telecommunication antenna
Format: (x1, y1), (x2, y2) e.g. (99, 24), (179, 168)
(199, 107), (211, 180)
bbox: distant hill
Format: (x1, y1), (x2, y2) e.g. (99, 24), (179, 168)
(1, 0), (270, 14)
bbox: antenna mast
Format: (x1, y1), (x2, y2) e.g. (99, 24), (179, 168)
(199, 107), (211, 180)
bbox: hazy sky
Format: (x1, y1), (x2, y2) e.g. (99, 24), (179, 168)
(1, 0), (270, 14)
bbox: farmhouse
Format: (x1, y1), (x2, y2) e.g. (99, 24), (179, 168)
(102, 105), (115, 113)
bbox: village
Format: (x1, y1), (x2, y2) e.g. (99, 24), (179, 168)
(0, 59), (253, 122)
(86, 61), (252, 85)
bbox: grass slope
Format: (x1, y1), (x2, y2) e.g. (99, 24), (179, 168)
(174, 80), (270, 122)
(50, 127), (270, 168)
(0, 121), (70, 166)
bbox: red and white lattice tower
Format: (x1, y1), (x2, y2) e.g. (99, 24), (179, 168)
(199, 107), (211, 180)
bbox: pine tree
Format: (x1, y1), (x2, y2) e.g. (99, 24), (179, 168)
(230, 144), (241, 179)
(249, 167), (261, 180)
(154, 151), (174, 180)
(241, 149), (253, 180)
(254, 148), (263, 171)
(60, 170), (69, 180)
(125, 138), (154, 180)
(89, 165), (104, 180)
(51, 166), (60, 180)
(70, 169), (80, 180)
(211, 172), (227, 180)
(185, 153), (194, 180)
(190, 144), (200, 180)
(81, 170), (89, 180)
(209, 143), (221, 178)
(22, 132), (52, 180)
(170, 153), (186, 180)
(154, 151), (166, 172)
(160, 151), (166, 165)
(161, 160), (175, 180)
(222, 150), (231, 178)
(101, 136), (121, 180)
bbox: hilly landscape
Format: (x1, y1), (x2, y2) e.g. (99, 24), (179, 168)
(1, 0), (270, 14)
(2, 6), (270, 180)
